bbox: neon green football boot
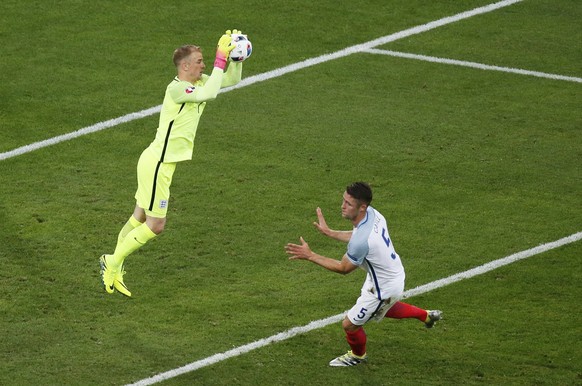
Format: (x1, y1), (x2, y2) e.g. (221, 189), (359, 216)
(99, 254), (116, 294)
(114, 265), (132, 297)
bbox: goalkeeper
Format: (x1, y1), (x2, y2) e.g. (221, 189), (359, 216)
(99, 30), (245, 296)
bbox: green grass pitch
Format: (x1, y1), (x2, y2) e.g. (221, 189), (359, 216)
(0, 0), (580, 385)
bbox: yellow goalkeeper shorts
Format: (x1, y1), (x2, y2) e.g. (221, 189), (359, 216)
(134, 147), (176, 218)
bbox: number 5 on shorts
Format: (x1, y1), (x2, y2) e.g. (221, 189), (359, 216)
(357, 307), (368, 319)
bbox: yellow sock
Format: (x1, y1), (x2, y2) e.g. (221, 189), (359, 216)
(112, 223), (157, 267)
(115, 216), (143, 250)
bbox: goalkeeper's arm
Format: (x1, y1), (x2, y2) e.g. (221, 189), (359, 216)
(221, 61), (242, 88)
(170, 70), (223, 103)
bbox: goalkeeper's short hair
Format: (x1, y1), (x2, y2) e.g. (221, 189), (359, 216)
(173, 45), (201, 67)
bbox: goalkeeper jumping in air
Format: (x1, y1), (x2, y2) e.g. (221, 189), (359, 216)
(99, 30), (246, 296)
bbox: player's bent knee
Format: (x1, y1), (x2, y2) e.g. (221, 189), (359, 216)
(342, 317), (361, 332)
(146, 216), (166, 235)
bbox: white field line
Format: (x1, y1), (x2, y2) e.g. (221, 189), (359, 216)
(0, 0), (524, 162)
(126, 231), (582, 386)
(364, 48), (582, 83)
(0, 106), (162, 162)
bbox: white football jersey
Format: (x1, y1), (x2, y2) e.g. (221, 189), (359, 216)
(347, 206), (406, 300)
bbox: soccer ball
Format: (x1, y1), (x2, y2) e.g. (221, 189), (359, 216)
(229, 34), (252, 62)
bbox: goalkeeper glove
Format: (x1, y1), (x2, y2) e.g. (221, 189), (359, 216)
(214, 30), (235, 70)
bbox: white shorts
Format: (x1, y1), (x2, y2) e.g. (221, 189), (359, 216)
(347, 290), (402, 326)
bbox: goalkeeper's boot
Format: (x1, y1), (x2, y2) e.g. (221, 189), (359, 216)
(99, 254), (117, 294)
(329, 350), (368, 367)
(114, 264), (132, 297)
(424, 310), (443, 328)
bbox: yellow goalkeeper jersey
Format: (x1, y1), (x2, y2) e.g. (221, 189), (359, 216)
(147, 64), (241, 163)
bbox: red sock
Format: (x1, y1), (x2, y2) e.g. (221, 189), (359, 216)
(345, 328), (367, 356)
(385, 301), (428, 322)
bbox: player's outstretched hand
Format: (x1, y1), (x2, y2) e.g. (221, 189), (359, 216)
(313, 207), (331, 236)
(214, 30), (234, 70)
(285, 237), (313, 260)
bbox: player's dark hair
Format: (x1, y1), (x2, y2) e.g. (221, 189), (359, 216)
(346, 182), (373, 206)
(173, 45), (201, 67)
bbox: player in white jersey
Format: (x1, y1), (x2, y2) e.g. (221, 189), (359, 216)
(286, 182), (442, 366)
